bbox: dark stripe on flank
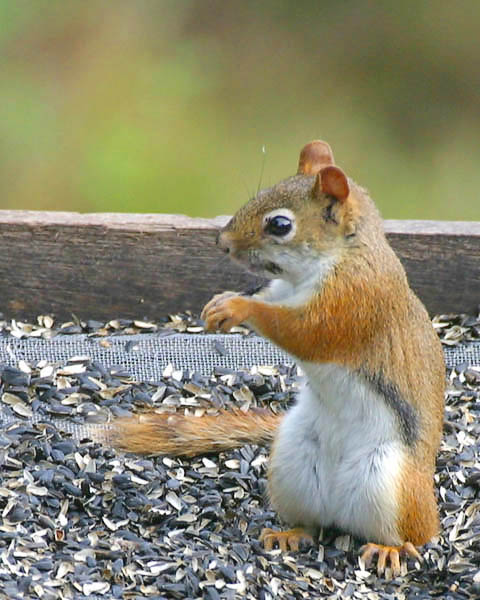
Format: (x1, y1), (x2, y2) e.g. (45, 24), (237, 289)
(361, 370), (419, 446)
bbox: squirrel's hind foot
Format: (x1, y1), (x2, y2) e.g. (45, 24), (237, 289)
(260, 527), (314, 552)
(360, 541), (423, 577)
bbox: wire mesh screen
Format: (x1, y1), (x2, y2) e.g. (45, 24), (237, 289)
(1, 333), (478, 439)
(2, 333), (477, 379)
(0, 333), (294, 381)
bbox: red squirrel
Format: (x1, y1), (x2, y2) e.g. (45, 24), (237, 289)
(114, 141), (445, 576)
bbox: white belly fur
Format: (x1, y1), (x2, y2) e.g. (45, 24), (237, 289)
(269, 362), (403, 545)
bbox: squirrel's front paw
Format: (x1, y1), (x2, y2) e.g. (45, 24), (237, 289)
(201, 292), (252, 332)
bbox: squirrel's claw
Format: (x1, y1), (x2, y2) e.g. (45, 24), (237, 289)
(201, 291), (237, 320)
(260, 527), (314, 552)
(202, 292), (251, 332)
(360, 541), (423, 577)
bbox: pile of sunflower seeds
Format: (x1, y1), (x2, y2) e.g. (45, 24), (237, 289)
(0, 313), (250, 341)
(2, 310), (479, 346)
(0, 318), (479, 599)
(432, 312), (480, 346)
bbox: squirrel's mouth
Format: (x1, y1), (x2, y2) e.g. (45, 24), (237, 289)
(264, 261), (283, 275)
(247, 258), (283, 277)
(231, 249), (284, 278)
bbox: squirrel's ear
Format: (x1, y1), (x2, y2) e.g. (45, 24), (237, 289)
(314, 166), (350, 203)
(297, 140), (334, 175)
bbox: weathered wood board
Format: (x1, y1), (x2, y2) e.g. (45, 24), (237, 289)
(0, 211), (478, 320)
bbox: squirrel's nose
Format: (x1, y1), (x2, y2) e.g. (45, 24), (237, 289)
(216, 231), (231, 254)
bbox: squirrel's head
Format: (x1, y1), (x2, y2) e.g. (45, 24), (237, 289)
(218, 140), (368, 281)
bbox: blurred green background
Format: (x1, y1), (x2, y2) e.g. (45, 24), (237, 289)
(1, 0), (479, 220)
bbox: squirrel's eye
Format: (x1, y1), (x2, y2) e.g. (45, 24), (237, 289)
(264, 215), (292, 237)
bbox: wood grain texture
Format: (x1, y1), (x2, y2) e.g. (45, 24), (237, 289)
(0, 211), (478, 320)
(384, 220), (480, 316)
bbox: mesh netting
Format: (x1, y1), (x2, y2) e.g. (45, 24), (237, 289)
(0, 333), (294, 381)
(442, 342), (480, 369)
(3, 332), (477, 378)
(1, 333), (479, 440)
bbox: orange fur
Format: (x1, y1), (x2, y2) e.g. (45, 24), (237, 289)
(201, 140), (445, 563)
(297, 140), (334, 175)
(397, 459), (439, 545)
(113, 409), (282, 457)
(112, 140), (445, 575)
(209, 205), (444, 548)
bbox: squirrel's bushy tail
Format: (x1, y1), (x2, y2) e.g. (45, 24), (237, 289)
(112, 409), (282, 457)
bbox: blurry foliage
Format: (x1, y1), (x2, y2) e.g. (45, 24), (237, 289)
(0, 0), (479, 219)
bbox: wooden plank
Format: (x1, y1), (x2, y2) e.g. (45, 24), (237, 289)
(0, 211), (478, 320)
(384, 220), (480, 316)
